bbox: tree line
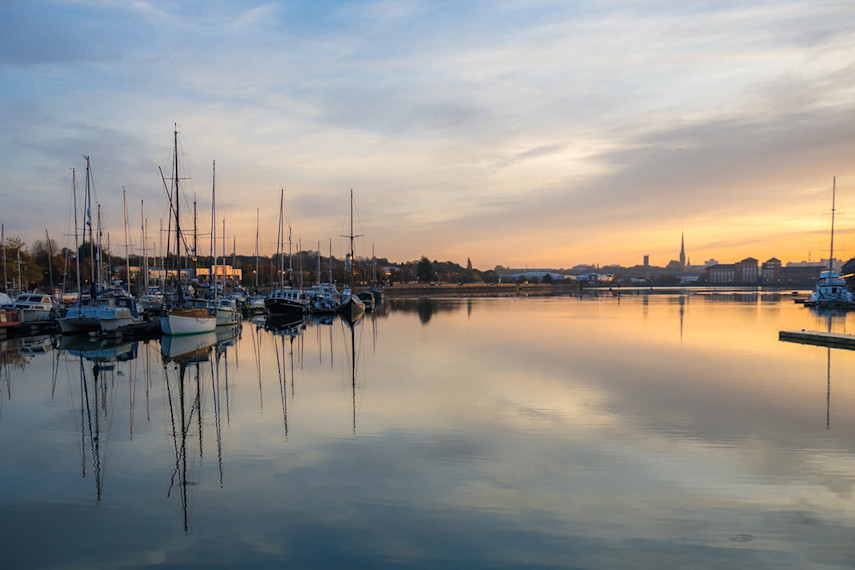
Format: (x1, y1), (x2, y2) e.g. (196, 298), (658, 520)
(0, 236), (500, 294)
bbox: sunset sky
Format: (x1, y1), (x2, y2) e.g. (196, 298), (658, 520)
(2, 1), (855, 270)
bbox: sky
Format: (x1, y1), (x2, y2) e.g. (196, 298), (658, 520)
(2, 0), (855, 270)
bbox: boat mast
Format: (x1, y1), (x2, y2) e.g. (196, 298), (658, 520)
(255, 208), (260, 292)
(84, 156), (97, 300)
(829, 177), (837, 271)
(45, 228), (55, 295)
(141, 200), (148, 292)
(123, 188), (131, 295)
(99, 210), (106, 288)
(346, 189), (362, 289)
(174, 124), (184, 305)
(211, 160), (217, 302)
(1, 223), (4, 293)
(288, 225), (293, 287)
(277, 188), (284, 289)
(72, 170), (81, 306)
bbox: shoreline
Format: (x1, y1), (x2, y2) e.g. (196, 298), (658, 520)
(380, 282), (812, 298)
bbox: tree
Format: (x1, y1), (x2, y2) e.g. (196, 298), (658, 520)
(3, 236), (41, 290)
(417, 256), (434, 283)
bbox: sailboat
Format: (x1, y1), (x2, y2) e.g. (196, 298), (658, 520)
(160, 125), (217, 336)
(338, 190), (365, 321)
(805, 177), (855, 309)
(307, 239), (342, 314)
(210, 163), (241, 326)
(265, 189), (308, 316)
(98, 189), (147, 333)
(59, 158), (113, 333)
(246, 208), (266, 315)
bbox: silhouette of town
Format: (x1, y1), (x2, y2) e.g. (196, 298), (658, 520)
(494, 232), (840, 286)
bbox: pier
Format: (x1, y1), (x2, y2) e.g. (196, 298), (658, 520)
(779, 330), (855, 350)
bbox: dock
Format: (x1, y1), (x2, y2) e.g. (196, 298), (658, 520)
(779, 330), (855, 350)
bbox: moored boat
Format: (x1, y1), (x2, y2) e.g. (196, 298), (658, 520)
(265, 188), (308, 317)
(804, 178), (855, 310)
(160, 125), (217, 335)
(215, 297), (242, 326)
(14, 292), (61, 323)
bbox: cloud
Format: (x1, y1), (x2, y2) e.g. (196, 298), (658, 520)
(2, 1), (855, 265)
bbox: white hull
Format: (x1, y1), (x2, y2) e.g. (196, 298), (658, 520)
(161, 309), (217, 336)
(216, 307), (242, 326)
(59, 314), (100, 333)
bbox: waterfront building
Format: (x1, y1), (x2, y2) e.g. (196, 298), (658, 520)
(707, 263), (735, 284)
(761, 258), (782, 283)
(735, 257), (759, 283)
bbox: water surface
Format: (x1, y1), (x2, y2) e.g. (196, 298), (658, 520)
(2, 292), (855, 568)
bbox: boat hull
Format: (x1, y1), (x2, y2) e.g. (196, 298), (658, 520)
(339, 295), (365, 321)
(161, 308), (217, 336)
(59, 314), (100, 334)
(216, 307), (242, 326)
(265, 298), (307, 316)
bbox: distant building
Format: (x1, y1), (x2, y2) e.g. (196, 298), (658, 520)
(706, 258), (760, 283)
(576, 273), (614, 283)
(197, 265), (243, 286)
(761, 258), (782, 282)
(679, 232), (686, 270)
(504, 270), (565, 281)
(643, 254), (649, 268)
(735, 257), (759, 283)
(787, 259), (842, 271)
(707, 263), (735, 284)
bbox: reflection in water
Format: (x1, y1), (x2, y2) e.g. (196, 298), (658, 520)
(8, 297), (855, 566)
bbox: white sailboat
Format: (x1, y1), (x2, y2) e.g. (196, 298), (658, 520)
(806, 177), (855, 309)
(338, 189), (365, 322)
(98, 189), (146, 332)
(210, 163), (241, 326)
(160, 125), (217, 336)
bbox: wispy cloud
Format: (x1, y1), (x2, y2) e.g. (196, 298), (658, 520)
(1, 0), (855, 266)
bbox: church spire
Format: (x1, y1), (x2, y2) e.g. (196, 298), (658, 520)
(679, 231), (686, 269)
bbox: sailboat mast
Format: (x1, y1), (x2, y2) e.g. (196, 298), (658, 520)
(830, 177), (837, 271)
(141, 200), (148, 292)
(346, 189), (362, 288)
(123, 188), (131, 295)
(174, 124), (183, 305)
(84, 156), (97, 299)
(255, 208), (260, 291)
(211, 160), (217, 301)
(45, 228), (55, 295)
(277, 188), (284, 288)
(72, 170), (81, 306)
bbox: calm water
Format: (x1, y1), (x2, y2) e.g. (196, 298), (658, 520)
(3, 292), (855, 568)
